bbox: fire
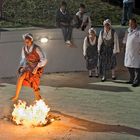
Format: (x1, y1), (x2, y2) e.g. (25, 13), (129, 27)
(12, 99), (50, 126)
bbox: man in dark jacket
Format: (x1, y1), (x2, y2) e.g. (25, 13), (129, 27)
(56, 1), (73, 46)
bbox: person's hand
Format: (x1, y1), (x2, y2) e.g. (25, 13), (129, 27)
(32, 67), (39, 75)
(60, 22), (68, 26)
(18, 67), (24, 74)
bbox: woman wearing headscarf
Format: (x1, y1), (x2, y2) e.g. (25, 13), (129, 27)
(11, 33), (47, 101)
(98, 19), (120, 81)
(83, 27), (98, 77)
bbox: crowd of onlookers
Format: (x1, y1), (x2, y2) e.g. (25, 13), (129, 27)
(56, 1), (140, 87)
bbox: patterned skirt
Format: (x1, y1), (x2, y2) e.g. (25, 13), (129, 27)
(19, 64), (43, 91)
(99, 53), (117, 75)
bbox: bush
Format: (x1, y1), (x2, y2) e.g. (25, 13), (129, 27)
(1, 0), (140, 28)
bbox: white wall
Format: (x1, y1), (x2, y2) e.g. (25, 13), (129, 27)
(0, 28), (126, 77)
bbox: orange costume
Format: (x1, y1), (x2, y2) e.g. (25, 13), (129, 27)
(19, 44), (47, 92)
(11, 33), (47, 101)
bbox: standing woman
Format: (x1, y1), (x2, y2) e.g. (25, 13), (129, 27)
(83, 28), (98, 77)
(11, 33), (47, 101)
(98, 19), (120, 81)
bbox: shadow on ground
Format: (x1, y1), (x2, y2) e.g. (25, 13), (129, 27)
(0, 72), (132, 92)
(53, 110), (140, 137)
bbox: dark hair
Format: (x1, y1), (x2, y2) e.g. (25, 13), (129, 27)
(80, 3), (85, 9)
(24, 33), (33, 41)
(25, 36), (32, 41)
(130, 18), (137, 23)
(61, 1), (67, 7)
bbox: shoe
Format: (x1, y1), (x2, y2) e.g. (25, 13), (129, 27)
(132, 83), (139, 87)
(112, 76), (116, 80)
(95, 74), (99, 78)
(101, 77), (106, 82)
(121, 23), (126, 26)
(65, 40), (72, 45)
(89, 75), (93, 78)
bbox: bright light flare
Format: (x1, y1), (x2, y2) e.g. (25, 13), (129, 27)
(40, 37), (48, 43)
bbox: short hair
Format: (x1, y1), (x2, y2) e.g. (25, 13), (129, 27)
(61, 1), (67, 7)
(130, 18), (137, 23)
(80, 3), (85, 9)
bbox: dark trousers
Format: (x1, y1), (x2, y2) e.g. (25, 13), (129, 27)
(121, 2), (133, 25)
(61, 26), (72, 41)
(127, 67), (140, 84)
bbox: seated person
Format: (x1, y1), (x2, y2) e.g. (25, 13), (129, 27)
(56, 1), (73, 46)
(74, 4), (91, 31)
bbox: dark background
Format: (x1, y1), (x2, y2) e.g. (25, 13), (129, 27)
(102, 0), (140, 14)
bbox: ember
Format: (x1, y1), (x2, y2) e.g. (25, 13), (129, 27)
(12, 99), (50, 127)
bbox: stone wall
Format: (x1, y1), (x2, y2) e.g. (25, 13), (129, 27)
(0, 27), (126, 77)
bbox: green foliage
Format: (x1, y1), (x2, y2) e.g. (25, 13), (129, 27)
(1, 0), (140, 28)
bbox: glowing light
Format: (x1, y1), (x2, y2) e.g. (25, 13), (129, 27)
(12, 99), (50, 127)
(40, 37), (48, 43)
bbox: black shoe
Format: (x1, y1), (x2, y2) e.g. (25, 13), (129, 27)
(89, 75), (93, 78)
(95, 74), (99, 78)
(112, 76), (116, 80)
(132, 83), (139, 87)
(121, 23), (126, 26)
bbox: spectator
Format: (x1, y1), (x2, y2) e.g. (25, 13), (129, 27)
(98, 19), (120, 82)
(123, 18), (140, 87)
(121, 0), (134, 26)
(74, 3), (91, 31)
(83, 28), (98, 77)
(56, 1), (73, 46)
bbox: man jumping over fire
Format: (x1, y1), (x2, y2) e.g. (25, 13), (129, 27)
(11, 33), (47, 101)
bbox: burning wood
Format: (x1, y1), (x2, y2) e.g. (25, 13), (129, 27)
(12, 99), (50, 127)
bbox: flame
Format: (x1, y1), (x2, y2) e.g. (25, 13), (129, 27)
(12, 99), (50, 126)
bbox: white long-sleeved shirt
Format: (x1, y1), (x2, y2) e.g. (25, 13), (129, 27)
(98, 29), (120, 54)
(83, 36), (97, 56)
(20, 44), (47, 68)
(123, 0), (134, 3)
(123, 27), (140, 68)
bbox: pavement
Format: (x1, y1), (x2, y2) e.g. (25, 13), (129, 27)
(0, 71), (140, 140)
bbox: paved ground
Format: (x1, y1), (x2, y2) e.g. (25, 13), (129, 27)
(0, 71), (140, 140)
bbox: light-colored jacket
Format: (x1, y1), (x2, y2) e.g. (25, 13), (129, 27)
(123, 0), (134, 3)
(123, 28), (140, 68)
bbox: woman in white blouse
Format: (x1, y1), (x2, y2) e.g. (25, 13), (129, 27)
(11, 33), (47, 101)
(98, 19), (120, 82)
(83, 28), (98, 77)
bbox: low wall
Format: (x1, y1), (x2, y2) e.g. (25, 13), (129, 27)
(0, 27), (126, 77)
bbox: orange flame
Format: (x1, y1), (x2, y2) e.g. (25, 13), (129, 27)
(12, 99), (50, 126)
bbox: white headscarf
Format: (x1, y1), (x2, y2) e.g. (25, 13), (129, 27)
(22, 33), (34, 41)
(103, 19), (111, 26)
(88, 27), (96, 34)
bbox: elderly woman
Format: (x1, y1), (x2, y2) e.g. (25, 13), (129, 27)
(11, 33), (47, 101)
(83, 27), (98, 77)
(98, 19), (120, 81)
